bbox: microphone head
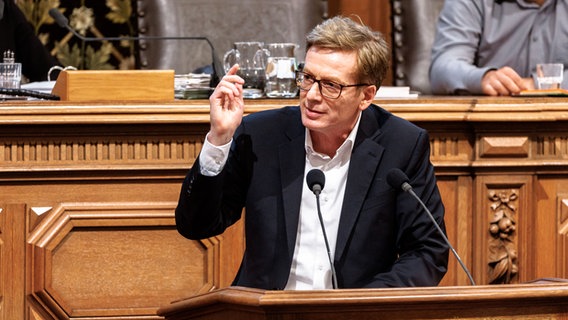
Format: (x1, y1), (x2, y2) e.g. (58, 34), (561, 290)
(387, 168), (411, 192)
(306, 169), (325, 194)
(49, 8), (69, 28)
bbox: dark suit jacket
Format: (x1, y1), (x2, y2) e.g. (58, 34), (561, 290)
(176, 104), (449, 290)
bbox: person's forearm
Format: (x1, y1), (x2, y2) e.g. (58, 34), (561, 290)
(430, 58), (490, 95)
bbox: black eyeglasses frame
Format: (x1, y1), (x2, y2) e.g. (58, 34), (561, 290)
(295, 71), (372, 99)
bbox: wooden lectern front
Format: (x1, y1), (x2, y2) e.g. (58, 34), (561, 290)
(158, 282), (568, 320)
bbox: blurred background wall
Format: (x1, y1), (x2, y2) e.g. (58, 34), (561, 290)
(13, 0), (393, 84)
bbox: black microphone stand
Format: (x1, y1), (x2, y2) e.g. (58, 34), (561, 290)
(314, 190), (339, 289)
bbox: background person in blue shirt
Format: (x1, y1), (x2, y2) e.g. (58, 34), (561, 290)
(430, 0), (568, 96)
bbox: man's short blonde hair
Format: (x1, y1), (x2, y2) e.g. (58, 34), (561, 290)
(306, 16), (390, 87)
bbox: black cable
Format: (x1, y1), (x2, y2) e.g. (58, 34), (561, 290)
(0, 87), (60, 100)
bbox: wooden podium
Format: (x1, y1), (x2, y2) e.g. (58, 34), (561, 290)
(158, 282), (568, 320)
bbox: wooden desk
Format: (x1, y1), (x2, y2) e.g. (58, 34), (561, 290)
(158, 283), (568, 320)
(1, 97), (568, 319)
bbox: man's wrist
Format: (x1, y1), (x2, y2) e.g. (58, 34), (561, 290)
(207, 131), (233, 146)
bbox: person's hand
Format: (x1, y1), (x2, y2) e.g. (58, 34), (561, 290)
(481, 67), (534, 96)
(207, 64), (245, 146)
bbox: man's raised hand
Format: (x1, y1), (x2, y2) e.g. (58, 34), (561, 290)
(208, 64), (246, 146)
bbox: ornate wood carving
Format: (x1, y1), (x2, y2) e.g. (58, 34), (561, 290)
(487, 190), (519, 284)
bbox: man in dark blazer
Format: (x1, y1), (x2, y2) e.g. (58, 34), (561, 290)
(176, 16), (449, 290)
(0, 0), (61, 82)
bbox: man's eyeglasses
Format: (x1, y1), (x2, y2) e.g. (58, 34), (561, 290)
(295, 71), (372, 99)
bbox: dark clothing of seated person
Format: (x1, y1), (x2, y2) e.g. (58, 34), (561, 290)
(0, 0), (61, 82)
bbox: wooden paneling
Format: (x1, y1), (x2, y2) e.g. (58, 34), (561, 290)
(0, 108), (242, 319)
(27, 202), (194, 318)
(0, 203), (26, 320)
(537, 178), (568, 277)
(435, 176), (474, 286)
(2, 97), (568, 318)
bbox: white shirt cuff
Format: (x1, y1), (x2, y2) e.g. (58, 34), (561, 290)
(199, 133), (232, 176)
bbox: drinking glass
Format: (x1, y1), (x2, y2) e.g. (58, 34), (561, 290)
(536, 63), (564, 90)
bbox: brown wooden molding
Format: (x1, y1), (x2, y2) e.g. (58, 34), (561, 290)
(0, 132), (205, 172)
(559, 196), (568, 277)
(536, 135), (568, 158)
(479, 136), (529, 158)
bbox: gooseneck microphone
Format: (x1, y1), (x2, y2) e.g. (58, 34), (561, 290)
(387, 168), (476, 285)
(306, 169), (339, 289)
(48, 8), (222, 85)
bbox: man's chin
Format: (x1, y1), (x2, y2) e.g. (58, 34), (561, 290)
(301, 117), (326, 132)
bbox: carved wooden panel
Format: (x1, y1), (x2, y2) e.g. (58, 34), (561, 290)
(474, 131), (568, 165)
(474, 175), (532, 285)
(479, 136), (529, 158)
(26, 202), (220, 319)
(487, 188), (519, 284)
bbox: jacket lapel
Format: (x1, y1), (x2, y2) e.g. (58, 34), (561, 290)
(334, 108), (385, 261)
(278, 121), (306, 261)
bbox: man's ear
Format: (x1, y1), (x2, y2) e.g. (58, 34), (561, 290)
(359, 85), (377, 111)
